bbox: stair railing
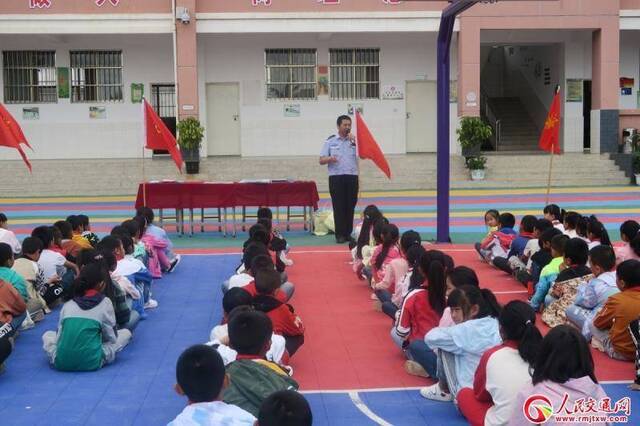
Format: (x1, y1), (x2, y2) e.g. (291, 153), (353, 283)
(480, 90), (501, 151)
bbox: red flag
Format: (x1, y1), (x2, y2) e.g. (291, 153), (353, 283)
(143, 99), (183, 172)
(539, 87), (561, 154)
(0, 103), (32, 171)
(355, 111), (391, 179)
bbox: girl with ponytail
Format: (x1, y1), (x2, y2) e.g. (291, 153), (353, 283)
(393, 257), (448, 378)
(42, 262), (132, 372)
(370, 223), (401, 286)
(586, 215), (612, 249)
(420, 286), (502, 402)
(616, 220), (640, 263)
(458, 301), (542, 426)
(373, 230), (422, 319)
(543, 204), (566, 232)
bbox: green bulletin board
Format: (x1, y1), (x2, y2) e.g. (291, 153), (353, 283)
(57, 67), (69, 99)
(131, 83), (144, 103)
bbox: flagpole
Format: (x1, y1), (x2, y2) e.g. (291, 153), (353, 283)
(545, 143), (554, 205)
(141, 99), (147, 207)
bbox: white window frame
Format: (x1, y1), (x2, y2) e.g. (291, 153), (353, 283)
(329, 48), (380, 100)
(2, 50), (57, 104)
(265, 48), (317, 100)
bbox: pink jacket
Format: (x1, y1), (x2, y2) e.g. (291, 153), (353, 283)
(141, 233), (170, 278)
(508, 376), (609, 426)
(615, 243), (640, 265)
(370, 244), (401, 284)
(373, 258), (408, 305)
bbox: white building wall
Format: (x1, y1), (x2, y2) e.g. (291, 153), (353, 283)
(198, 32), (458, 157)
(0, 34), (174, 161)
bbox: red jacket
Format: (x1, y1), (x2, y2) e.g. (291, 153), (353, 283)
(253, 294), (304, 337)
(242, 281), (288, 303)
(395, 287), (441, 343)
(0, 279), (27, 323)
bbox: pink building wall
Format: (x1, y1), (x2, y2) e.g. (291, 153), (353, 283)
(196, 0), (446, 13)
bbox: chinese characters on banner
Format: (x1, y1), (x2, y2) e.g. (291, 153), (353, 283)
(29, 0), (51, 8)
(96, 0), (120, 6)
(252, 0), (272, 5)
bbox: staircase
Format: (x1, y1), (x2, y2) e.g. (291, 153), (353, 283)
(490, 97), (540, 152)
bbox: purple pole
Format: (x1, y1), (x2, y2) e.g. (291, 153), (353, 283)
(436, 0), (478, 243)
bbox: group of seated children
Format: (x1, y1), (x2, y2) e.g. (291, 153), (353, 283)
(0, 207), (179, 372)
(169, 207), (312, 424)
(346, 203), (617, 425)
(476, 205), (640, 386)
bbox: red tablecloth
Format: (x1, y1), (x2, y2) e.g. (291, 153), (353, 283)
(134, 181), (320, 210)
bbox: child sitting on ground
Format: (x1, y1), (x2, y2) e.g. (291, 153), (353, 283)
(394, 255), (447, 378)
(223, 309), (299, 417)
(509, 325), (608, 424)
(383, 244), (427, 319)
(370, 223), (401, 287)
(566, 245), (618, 339)
(77, 214), (99, 248)
(11, 238), (50, 321)
(0, 243), (29, 303)
(53, 220), (83, 261)
(0, 277), (27, 337)
(615, 220), (640, 264)
(541, 238), (593, 327)
(563, 211), (582, 238)
(482, 209), (500, 237)
(117, 220), (149, 265)
(252, 269), (304, 356)
(420, 286), (502, 402)
(492, 215), (537, 275)
(543, 204), (566, 232)
(31, 226), (79, 290)
(209, 289), (287, 366)
(586, 215), (612, 249)
(373, 230), (421, 318)
(515, 219), (554, 285)
(439, 266), (480, 327)
(170, 344), (256, 425)
(590, 259), (640, 361)
(257, 390), (313, 426)
(530, 234), (569, 311)
(136, 206), (181, 271)
(352, 205), (384, 278)
(0, 213), (21, 254)
(257, 208), (293, 267)
(228, 246), (292, 303)
(66, 215), (93, 250)
(42, 262), (132, 371)
(457, 301), (542, 426)
(475, 213), (517, 264)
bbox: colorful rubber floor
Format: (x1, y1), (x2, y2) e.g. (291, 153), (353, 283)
(1, 249), (638, 425)
(1, 187), (639, 425)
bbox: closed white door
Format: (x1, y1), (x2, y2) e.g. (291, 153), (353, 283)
(206, 83), (240, 156)
(406, 81), (437, 152)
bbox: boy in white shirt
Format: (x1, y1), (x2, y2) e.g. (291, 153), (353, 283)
(170, 344), (255, 426)
(31, 226), (79, 290)
(0, 213), (21, 255)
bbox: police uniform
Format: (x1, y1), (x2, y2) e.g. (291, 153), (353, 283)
(320, 134), (359, 241)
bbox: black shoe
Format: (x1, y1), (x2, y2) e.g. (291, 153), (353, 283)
(335, 236), (347, 244)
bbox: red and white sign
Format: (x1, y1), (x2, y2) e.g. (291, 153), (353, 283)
(252, 0), (272, 6)
(96, 0), (120, 6)
(318, 0), (340, 4)
(29, 0), (52, 8)
(383, 0), (402, 4)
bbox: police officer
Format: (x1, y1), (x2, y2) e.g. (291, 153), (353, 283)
(319, 115), (359, 244)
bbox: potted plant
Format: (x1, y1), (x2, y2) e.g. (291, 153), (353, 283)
(177, 117), (205, 174)
(466, 155), (487, 181)
(633, 152), (640, 186)
(457, 116), (493, 158)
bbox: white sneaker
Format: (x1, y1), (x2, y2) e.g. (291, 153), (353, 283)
(144, 299), (159, 309)
(420, 383), (453, 402)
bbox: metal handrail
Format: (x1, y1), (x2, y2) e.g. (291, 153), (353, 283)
(480, 90), (501, 151)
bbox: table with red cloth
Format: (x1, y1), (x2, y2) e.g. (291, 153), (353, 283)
(134, 181), (320, 235)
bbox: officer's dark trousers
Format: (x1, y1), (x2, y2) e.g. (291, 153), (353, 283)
(329, 174), (359, 240)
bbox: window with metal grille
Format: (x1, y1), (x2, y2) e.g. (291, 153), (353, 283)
(265, 49), (316, 100)
(2, 51), (57, 104)
(329, 48), (380, 100)
(70, 50), (123, 102)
